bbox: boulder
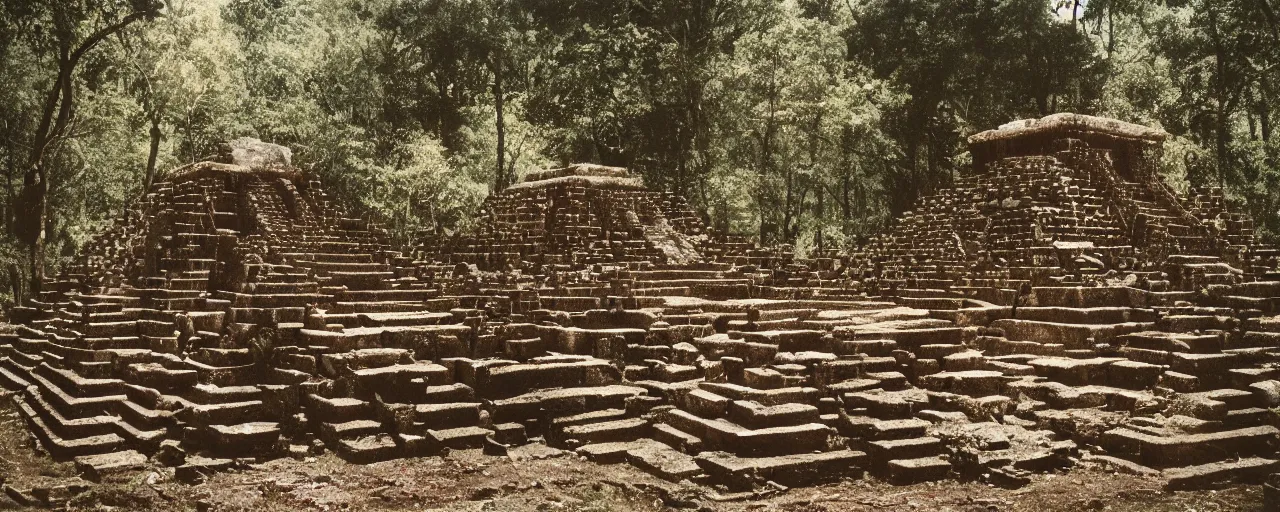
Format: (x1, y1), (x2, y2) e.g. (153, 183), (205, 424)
(1250, 380), (1280, 408)
(219, 137), (292, 169)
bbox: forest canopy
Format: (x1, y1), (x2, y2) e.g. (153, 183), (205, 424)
(0, 0), (1277, 303)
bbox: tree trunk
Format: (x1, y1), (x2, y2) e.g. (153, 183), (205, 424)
(805, 113), (822, 247)
(783, 168), (794, 243)
(1260, 78), (1272, 143)
(841, 172), (851, 224)
(759, 51), (779, 244)
(4, 139), (15, 238)
(493, 54), (507, 191)
(8, 263), (22, 307)
(815, 179), (825, 253)
(1216, 113), (1229, 189)
(1208, 6), (1229, 189)
(1107, 4), (1116, 55)
(839, 124), (852, 231)
(145, 116), (162, 193)
(18, 8), (157, 301)
(925, 122), (936, 194)
(28, 230), (42, 300)
(901, 138), (919, 215)
(18, 162), (48, 299)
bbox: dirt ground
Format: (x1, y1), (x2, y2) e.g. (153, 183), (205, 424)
(0, 395), (1263, 511)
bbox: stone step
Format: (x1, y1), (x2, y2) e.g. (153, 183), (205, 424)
(886, 456), (953, 484)
(352, 362), (451, 398)
(336, 289), (439, 302)
(281, 252), (375, 264)
(328, 301), (435, 315)
(184, 400), (265, 426)
(918, 371), (1008, 397)
(402, 402), (482, 432)
(1118, 331), (1223, 353)
(1101, 425), (1279, 468)
(26, 371), (127, 419)
(220, 292), (329, 308)
(1163, 457), (1279, 490)
(474, 360), (621, 399)
(660, 408), (831, 456)
(698, 382), (820, 407)
(14, 396), (124, 458)
(335, 435), (400, 463)
(247, 282), (321, 294)
(75, 450), (147, 480)
(355, 311), (453, 328)
(866, 436), (944, 462)
(325, 271), (397, 290)
(309, 395), (372, 423)
(624, 441), (703, 482)
(36, 363), (125, 398)
(696, 449), (867, 488)
(727, 400), (820, 429)
(425, 426), (492, 451)
(991, 319), (1149, 349)
(320, 419), (384, 443)
(869, 418), (931, 440)
(22, 387), (120, 440)
(489, 385), (647, 424)
(557, 418), (649, 447)
(843, 389), (930, 420)
(548, 408), (629, 431)
(186, 383), (262, 405)
(0, 359), (33, 390)
(652, 423), (704, 453)
(1224, 407), (1270, 428)
(320, 348), (411, 376)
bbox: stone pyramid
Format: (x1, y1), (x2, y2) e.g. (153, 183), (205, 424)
(423, 163), (713, 269)
(853, 113), (1271, 304)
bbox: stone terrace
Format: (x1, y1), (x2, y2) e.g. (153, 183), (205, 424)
(2, 119), (1280, 495)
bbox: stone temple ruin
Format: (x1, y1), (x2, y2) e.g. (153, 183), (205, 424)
(3, 116), (1280, 494)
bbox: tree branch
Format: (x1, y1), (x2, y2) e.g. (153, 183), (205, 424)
(27, 45), (70, 168)
(1255, 0), (1280, 44)
(68, 10), (156, 70)
(30, 9), (160, 168)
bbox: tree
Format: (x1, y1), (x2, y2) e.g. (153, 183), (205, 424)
(375, 0), (492, 154)
(8, 0), (163, 299)
(120, 0), (245, 190)
(722, 1), (897, 247)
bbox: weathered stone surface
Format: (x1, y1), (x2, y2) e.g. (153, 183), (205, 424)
(1249, 380), (1280, 408)
(75, 450), (146, 480)
(220, 137), (292, 169)
(696, 449), (866, 488)
(1101, 426), (1279, 468)
(1163, 457), (1280, 490)
(918, 370), (1007, 397)
(887, 456), (952, 484)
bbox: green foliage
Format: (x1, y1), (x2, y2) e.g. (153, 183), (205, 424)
(1090, 0), (1280, 242)
(0, 0), (1276, 303)
(717, 1), (897, 247)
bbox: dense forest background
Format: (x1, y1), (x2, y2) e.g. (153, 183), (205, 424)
(0, 0), (1278, 302)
